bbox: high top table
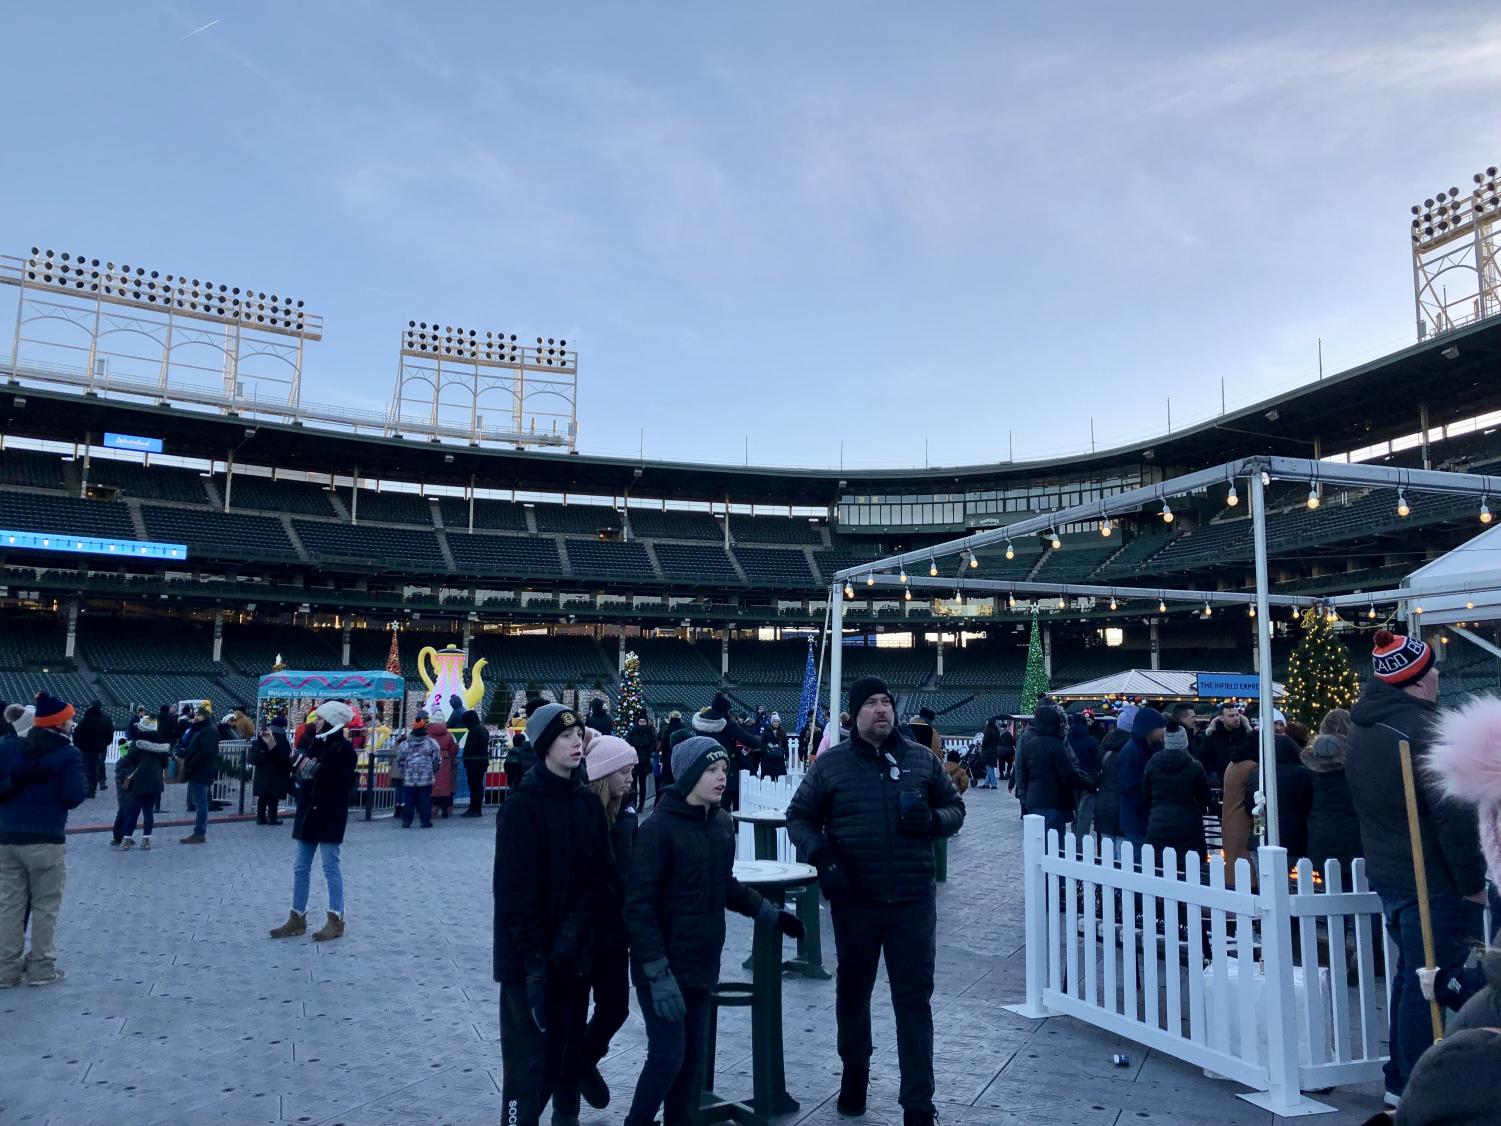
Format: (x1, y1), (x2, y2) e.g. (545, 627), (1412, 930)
(698, 859), (817, 1125)
(730, 810), (830, 980)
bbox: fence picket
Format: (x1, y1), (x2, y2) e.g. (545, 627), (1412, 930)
(1082, 834), (1099, 1008)
(1141, 844), (1160, 1030)
(1121, 840), (1139, 1022)
(1162, 847), (1182, 1037)
(1294, 859), (1328, 1066)
(1185, 854), (1205, 1044)
(1233, 857), (1258, 1067)
(1207, 854), (1231, 1053)
(1352, 860), (1382, 1061)
(1046, 829), (1062, 996)
(1064, 831), (1080, 1000)
(1102, 837), (1118, 1015)
(1324, 860), (1351, 1063)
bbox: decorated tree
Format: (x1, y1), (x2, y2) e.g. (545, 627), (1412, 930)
(1283, 608), (1361, 729)
(618, 650), (647, 728)
(1020, 610), (1049, 713)
(383, 627), (402, 727)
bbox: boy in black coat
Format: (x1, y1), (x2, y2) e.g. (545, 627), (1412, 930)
(621, 736), (803, 1126)
(494, 704), (617, 1126)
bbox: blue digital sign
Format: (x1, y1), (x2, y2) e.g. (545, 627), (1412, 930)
(104, 432), (164, 454)
(1195, 673), (1262, 698)
(0, 530), (187, 561)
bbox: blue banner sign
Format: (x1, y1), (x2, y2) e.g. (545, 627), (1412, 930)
(1195, 673), (1261, 698)
(104, 432), (164, 454)
(0, 529), (187, 561)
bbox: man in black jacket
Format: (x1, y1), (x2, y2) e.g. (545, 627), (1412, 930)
(72, 701), (113, 797)
(786, 676), (965, 1126)
(690, 693), (760, 813)
(1197, 703), (1252, 786)
(451, 693), (490, 817)
(1013, 703), (1096, 843)
(1347, 629), (1488, 1105)
(177, 706), (218, 844)
(494, 703), (616, 1126)
(626, 713), (658, 809)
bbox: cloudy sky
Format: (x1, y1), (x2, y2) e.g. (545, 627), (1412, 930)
(4, 3), (1498, 470)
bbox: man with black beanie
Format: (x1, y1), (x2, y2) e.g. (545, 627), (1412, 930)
(451, 693), (490, 817)
(786, 676), (965, 1126)
(494, 703), (617, 1126)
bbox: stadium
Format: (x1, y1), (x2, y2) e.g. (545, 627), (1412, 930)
(3, 232), (1501, 732)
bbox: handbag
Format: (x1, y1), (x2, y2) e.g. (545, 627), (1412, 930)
(121, 767), (140, 792)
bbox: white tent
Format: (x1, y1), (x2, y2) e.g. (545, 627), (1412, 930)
(1052, 668), (1285, 702)
(1401, 523), (1501, 627)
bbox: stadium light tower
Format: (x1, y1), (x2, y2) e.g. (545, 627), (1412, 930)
(1, 246), (321, 412)
(1410, 165), (1501, 340)
(389, 321), (579, 450)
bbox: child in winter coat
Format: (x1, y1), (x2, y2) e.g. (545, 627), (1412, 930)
(396, 712), (441, 828)
(621, 736), (804, 1126)
(495, 704), (618, 1126)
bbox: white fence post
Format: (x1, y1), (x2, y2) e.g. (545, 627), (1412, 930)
(1003, 814), (1051, 1019)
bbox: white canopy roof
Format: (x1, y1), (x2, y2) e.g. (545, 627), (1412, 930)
(1052, 668), (1284, 702)
(1402, 524), (1501, 627)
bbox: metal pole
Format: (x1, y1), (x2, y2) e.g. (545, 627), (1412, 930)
(1420, 403), (1432, 471)
(1250, 467), (1279, 848)
(829, 583), (844, 746)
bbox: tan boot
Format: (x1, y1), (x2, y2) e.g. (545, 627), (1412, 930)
(269, 910), (307, 939)
(312, 912), (345, 942)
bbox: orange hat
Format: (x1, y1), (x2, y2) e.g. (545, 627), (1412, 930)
(1372, 629), (1434, 687)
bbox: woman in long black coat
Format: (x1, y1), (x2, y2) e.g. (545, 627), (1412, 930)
(1141, 723), (1212, 869)
(249, 719), (293, 826)
(269, 702), (357, 942)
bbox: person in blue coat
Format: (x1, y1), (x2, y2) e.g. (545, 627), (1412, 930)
(1115, 706), (1165, 852)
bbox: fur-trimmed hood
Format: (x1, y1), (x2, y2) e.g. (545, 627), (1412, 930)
(1301, 733), (1348, 773)
(1427, 693), (1501, 883)
(692, 709), (727, 735)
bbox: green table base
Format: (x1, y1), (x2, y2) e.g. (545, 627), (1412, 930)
(739, 819), (829, 979)
(932, 835), (948, 882)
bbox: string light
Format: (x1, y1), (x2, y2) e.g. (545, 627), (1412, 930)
(1482, 498), (1493, 525)
(1415, 605), (1424, 615)
(1057, 596), (1066, 609)
(969, 551), (980, 569)
(1109, 597), (1118, 611)
(1099, 519), (1112, 537)
(866, 573), (875, 586)
(1467, 599), (1475, 610)
(899, 567), (908, 584)
(1202, 602), (1212, 619)
(904, 587), (912, 602)
(1049, 530), (1061, 549)
(1158, 599), (1167, 613)
(1367, 605), (1376, 619)
(1161, 500), (1174, 524)
(1226, 483), (1239, 507)
(1004, 541), (1015, 561)
(1291, 605), (1301, 622)
(954, 589), (963, 605)
(1248, 605), (1257, 618)
(844, 583), (854, 599)
(928, 557), (938, 578)
(1397, 491), (1410, 517)
(1008, 594), (1017, 609)
(1440, 634), (1449, 645)
(1307, 485), (1320, 510)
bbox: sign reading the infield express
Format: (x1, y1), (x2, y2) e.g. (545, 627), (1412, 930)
(1194, 673), (1262, 698)
(104, 432), (164, 454)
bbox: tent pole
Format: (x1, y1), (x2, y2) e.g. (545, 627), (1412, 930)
(830, 583), (844, 748)
(1250, 466), (1280, 849)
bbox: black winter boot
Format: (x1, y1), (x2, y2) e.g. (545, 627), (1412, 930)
(837, 1064), (868, 1116)
(902, 1110), (936, 1126)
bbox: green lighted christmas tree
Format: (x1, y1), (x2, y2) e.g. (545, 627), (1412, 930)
(617, 650), (647, 728)
(1020, 610), (1049, 713)
(1283, 608), (1360, 729)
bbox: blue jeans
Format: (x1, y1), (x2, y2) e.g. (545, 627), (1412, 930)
(187, 782), (210, 836)
(1379, 892), (1486, 1095)
(292, 840), (344, 915)
(401, 785), (432, 827)
(624, 967), (710, 1126)
(122, 793), (155, 838)
(985, 766), (999, 788)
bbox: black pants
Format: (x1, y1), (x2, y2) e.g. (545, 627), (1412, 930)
(83, 750), (106, 794)
(632, 762), (653, 809)
(554, 941), (630, 1115)
(624, 966), (710, 1126)
(500, 976), (589, 1126)
(256, 795), (282, 824)
(401, 784), (433, 827)
(463, 758), (486, 814)
(831, 897), (937, 1115)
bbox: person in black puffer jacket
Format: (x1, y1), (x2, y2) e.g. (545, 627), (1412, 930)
(689, 693), (761, 813)
(494, 704), (616, 1126)
(1301, 709), (1362, 875)
(1067, 712), (1102, 836)
(1198, 704), (1253, 787)
(622, 737), (802, 1126)
(1141, 723), (1211, 868)
(786, 677), (964, 1126)
(1014, 703), (1096, 843)
(72, 701), (113, 797)
(177, 706), (219, 844)
(1247, 731), (1314, 864)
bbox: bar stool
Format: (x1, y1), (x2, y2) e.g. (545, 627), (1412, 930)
(698, 982), (755, 1102)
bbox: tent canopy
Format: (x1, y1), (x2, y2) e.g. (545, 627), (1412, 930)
(1402, 523), (1501, 627)
(1052, 668), (1285, 703)
(257, 670), (406, 701)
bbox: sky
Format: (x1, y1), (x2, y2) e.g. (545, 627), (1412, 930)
(3, 2), (1499, 472)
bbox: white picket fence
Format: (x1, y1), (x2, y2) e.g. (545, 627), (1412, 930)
(1005, 814), (1389, 1117)
(734, 771), (803, 862)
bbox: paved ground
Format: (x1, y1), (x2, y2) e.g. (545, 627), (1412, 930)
(1, 785), (1388, 1125)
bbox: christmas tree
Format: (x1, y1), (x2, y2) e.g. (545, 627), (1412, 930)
(1020, 610), (1049, 713)
(1283, 608), (1360, 729)
(618, 650), (647, 728)
(383, 627), (402, 728)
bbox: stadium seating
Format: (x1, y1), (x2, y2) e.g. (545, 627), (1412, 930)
(141, 505), (296, 558)
(730, 514), (823, 545)
(224, 475), (338, 518)
(0, 492), (135, 539)
(472, 634), (613, 690)
(0, 448), (68, 490)
(292, 520), (448, 569)
(735, 547), (815, 586)
(654, 543), (741, 584)
(79, 617), (224, 675)
(1094, 533), (1175, 579)
(967, 543), (1044, 580)
(939, 644), (1026, 688)
(354, 490), (435, 526)
(221, 623), (342, 676)
(447, 532), (562, 579)
(0, 670), (99, 713)
(86, 459), (211, 505)
(631, 637), (721, 685)
(841, 646), (935, 688)
(627, 508), (722, 541)
(533, 503), (621, 535)
(1031, 543), (1119, 584)
(437, 496), (530, 532)
(565, 538), (656, 582)
(811, 550), (884, 584)
(0, 618), (68, 668)
(96, 673), (241, 714)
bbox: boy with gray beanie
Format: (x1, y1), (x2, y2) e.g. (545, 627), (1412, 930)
(621, 736), (804, 1126)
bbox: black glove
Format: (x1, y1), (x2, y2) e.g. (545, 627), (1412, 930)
(775, 908), (806, 941)
(899, 793), (934, 836)
(641, 957), (686, 1022)
(525, 975), (548, 1033)
(811, 847), (850, 903)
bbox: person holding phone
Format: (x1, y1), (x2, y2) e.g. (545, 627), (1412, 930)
(786, 677), (965, 1126)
